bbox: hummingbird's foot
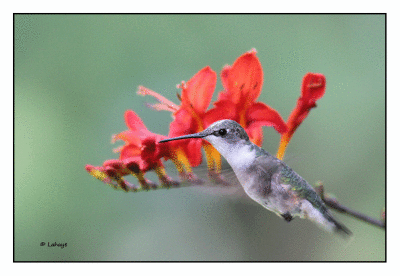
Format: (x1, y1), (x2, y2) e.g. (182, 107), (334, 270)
(281, 212), (293, 222)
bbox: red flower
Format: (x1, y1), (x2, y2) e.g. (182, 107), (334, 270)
(113, 110), (169, 172)
(86, 110), (180, 190)
(204, 49), (288, 146)
(276, 73), (326, 159)
(85, 159), (141, 192)
(138, 67), (217, 169)
(168, 66), (217, 167)
(85, 158), (160, 191)
(86, 50), (327, 192)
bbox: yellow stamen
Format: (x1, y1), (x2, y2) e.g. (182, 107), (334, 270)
(171, 147), (193, 173)
(239, 107), (247, 129)
(276, 134), (289, 160)
(203, 143), (222, 173)
(155, 165), (167, 177)
(171, 158), (185, 174)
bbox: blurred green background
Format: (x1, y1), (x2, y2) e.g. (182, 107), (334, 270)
(14, 14), (385, 261)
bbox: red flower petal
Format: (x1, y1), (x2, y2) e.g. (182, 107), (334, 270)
(246, 124), (264, 146)
(286, 73), (326, 134)
(167, 108), (203, 167)
(141, 137), (161, 163)
(246, 102), (288, 135)
(203, 99), (238, 127)
(122, 158), (142, 174)
(119, 144), (142, 160)
(113, 130), (141, 145)
(168, 108), (197, 137)
(124, 110), (148, 133)
(301, 73), (326, 105)
(103, 159), (123, 169)
(221, 50), (263, 105)
(181, 66), (217, 115)
(85, 164), (95, 173)
(185, 139), (203, 167)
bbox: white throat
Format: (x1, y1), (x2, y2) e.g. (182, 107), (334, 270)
(205, 136), (256, 171)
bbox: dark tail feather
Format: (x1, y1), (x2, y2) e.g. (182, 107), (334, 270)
(329, 215), (352, 237)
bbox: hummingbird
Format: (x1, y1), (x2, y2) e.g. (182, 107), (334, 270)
(159, 119), (352, 237)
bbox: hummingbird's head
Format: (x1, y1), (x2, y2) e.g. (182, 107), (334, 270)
(159, 120), (250, 155)
(201, 119), (249, 144)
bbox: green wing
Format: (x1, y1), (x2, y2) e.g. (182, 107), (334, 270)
(279, 164), (325, 211)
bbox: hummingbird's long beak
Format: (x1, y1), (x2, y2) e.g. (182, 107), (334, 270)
(159, 133), (206, 143)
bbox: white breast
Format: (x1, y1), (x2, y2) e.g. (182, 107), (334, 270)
(224, 144), (256, 172)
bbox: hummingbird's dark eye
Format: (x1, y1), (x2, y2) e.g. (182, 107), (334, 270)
(218, 129), (227, 136)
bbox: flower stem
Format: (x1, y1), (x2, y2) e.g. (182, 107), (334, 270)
(323, 197), (385, 229)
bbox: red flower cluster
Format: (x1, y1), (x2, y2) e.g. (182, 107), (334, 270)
(85, 49), (326, 192)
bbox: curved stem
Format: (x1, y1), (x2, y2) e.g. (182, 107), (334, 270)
(323, 197), (385, 229)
